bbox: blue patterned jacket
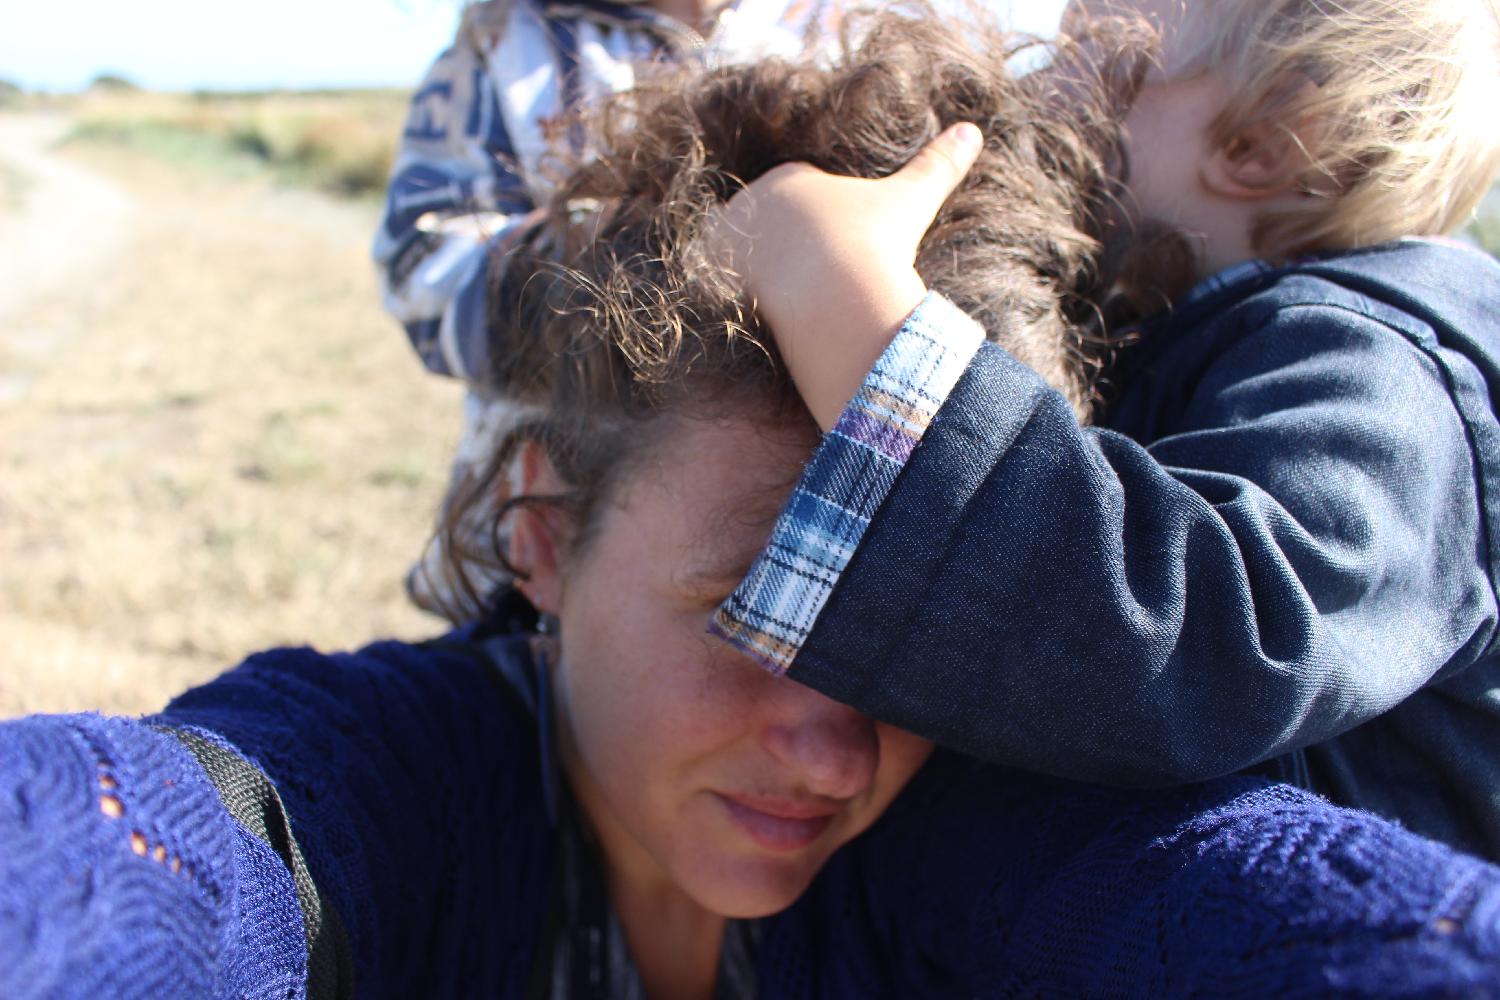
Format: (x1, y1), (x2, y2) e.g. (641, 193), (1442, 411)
(372, 0), (827, 384)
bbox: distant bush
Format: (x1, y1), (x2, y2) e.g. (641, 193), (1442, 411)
(88, 73), (140, 92)
(0, 78), (22, 107)
(66, 88), (406, 198)
(237, 96), (405, 195)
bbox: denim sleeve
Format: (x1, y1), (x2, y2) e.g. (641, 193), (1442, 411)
(712, 292), (984, 672)
(741, 299), (1498, 785)
(372, 30), (536, 384)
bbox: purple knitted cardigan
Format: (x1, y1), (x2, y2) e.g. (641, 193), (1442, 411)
(2, 632), (1499, 998)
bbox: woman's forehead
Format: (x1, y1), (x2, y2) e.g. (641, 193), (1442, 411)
(613, 413), (814, 573)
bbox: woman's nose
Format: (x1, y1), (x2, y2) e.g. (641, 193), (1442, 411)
(760, 681), (879, 800)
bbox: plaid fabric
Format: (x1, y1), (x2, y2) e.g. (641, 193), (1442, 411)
(712, 293), (984, 674)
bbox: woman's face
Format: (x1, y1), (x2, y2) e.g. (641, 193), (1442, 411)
(540, 412), (934, 918)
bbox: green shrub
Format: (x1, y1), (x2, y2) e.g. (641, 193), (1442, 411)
(67, 88), (406, 199)
(1465, 185), (1500, 259)
(88, 73), (140, 92)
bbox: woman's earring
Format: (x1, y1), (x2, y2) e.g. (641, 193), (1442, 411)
(530, 611), (560, 679)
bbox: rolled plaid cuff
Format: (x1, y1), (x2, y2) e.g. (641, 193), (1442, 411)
(710, 292), (985, 674)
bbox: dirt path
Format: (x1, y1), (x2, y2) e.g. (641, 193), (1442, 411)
(0, 114), (138, 400)
(0, 114), (460, 717)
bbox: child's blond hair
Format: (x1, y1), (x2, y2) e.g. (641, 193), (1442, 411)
(1105, 0), (1500, 258)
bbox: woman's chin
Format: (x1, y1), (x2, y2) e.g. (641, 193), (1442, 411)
(660, 789), (870, 918)
(674, 843), (833, 919)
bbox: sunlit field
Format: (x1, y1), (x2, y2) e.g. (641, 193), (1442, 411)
(0, 88), (461, 718)
(1, 83), (1497, 719)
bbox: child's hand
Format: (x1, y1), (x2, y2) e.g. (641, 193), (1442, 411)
(707, 123), (982, 429)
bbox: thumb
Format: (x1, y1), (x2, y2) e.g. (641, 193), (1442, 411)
(892, 122), (983, 216)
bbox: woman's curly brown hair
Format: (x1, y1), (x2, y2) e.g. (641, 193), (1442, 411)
(436, 3), (1124, 618)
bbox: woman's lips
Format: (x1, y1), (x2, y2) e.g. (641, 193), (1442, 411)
(715, 793), (838, 851)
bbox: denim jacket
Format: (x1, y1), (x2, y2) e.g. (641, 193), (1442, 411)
(716, 239), (1500, 859)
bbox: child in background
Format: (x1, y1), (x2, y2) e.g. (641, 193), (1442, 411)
(374, 0), (835, 621)
(708, 0), (1500, 859)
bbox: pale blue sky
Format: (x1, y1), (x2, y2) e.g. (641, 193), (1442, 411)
(0, 0), (1070, 93)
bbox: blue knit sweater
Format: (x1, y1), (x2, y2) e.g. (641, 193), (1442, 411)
(3, 632), (1500, 998)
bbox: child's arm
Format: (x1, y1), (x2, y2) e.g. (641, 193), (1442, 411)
(711, 147), (1497, 786)
(373, 15), (541, 386)
(707, 123), (984, 430)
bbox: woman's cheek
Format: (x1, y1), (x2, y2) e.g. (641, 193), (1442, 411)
(876, 725), (936, 798)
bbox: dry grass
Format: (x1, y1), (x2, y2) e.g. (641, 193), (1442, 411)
(0, 131), (462, 719)
(66, 88), (408, 196)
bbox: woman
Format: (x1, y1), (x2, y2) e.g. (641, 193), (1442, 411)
(4, 12), (1498, 998)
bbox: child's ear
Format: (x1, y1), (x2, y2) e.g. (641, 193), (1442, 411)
(1204, 78), (1328, 201)
(1204, 119), (1313, 200)
(508, 440), (570, 617)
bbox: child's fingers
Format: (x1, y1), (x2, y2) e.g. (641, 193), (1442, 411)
(892, 123), (983, 226)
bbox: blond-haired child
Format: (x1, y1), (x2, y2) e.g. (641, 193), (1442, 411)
(706, 0), (1500, 859)
(1078, 0), (1500, 295)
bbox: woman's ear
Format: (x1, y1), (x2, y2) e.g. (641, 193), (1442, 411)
(508, 440), (570, 617)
